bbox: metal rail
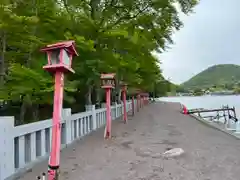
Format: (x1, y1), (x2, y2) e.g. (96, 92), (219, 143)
(187, 105), (238, 123)
(188, 107), (235, 114)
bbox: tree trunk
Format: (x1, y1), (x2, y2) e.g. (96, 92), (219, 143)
(117, 89), (122, 103)
(85, 85), (92, 105)
(19, 0), (38, 123)
(116, 73), (123, 103)
(96, 87), (101, 108)
(19, 95), (27, 125)
(32, 104), (39, 122)
(18, 94), (33, 125)
(0, 31), (6, 86)
(90, 0), (101, 19)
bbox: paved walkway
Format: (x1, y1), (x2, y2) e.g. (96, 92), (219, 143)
(17, 102), (240, 180)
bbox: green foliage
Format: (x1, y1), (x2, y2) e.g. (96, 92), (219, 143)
(175, 85), (189, 93)
(182, 64), (240, 90)
(0, 0), (199, 123)
(151, 78), (176, 97)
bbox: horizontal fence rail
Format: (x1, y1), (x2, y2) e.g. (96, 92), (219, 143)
(0, 100), (140, 180)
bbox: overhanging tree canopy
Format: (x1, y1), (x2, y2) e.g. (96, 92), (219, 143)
(0, 0), (199, 124)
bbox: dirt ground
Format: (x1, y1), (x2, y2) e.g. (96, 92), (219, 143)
(16, 102), (240, 180)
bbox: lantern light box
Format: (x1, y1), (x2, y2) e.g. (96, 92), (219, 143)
(101, 73), (116, 88)
(135, 89), (142, 94)
(41, 40), (78, 73)
(120, 81), (127, 91)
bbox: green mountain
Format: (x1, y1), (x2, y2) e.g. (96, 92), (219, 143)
(181, 64), (240, 90)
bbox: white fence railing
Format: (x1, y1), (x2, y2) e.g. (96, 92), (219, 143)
(0, 100), (136, 180)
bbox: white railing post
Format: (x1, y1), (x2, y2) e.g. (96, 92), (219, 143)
(89, 105), (97, 131)
(85, 105), (96, 131)
(85, 105), (92, 111)
(63, 108), (72, 145)
(0, 116), (14, 180)
(114, 102), (117, 119)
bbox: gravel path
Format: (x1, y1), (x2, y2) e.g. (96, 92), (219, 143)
(17, 102), (240, 180)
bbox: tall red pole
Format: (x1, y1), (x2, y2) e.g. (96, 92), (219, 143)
(137, 94), (139, 112)
(48, 71), (64, 179)
(131, 96), (134, 116)
(40, 40), (78, 180)
(104, 88), (112, 139)
(122, 88), (127, 123)
(140, 96), (142, 108)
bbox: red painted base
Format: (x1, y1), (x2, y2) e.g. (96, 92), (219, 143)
(104, 129), (111, 139)
(104, 120), (111, 139)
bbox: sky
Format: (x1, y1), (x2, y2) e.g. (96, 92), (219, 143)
(158, 0), (240, 84)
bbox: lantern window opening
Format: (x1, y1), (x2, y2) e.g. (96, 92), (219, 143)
(62, 49), (71, 66)
(47, 52), (51, 65)
(69, 55), (73, 67)
(50, 49), (61, 65)
(102, 79), (115, 87)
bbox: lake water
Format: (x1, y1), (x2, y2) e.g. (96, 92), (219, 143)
(158, 95), (240, 120)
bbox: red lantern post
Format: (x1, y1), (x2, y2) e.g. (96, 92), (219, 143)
(143, 93), (148, 105)
(142, 94), (145, 105)
(40, 41), (78, 180)
(142, 94), (144, 106)
(101, 73), (115, 139)
(136, 89), (141, 112)
(137, 94), (139, 112)
(143, 94), (146, 106)
(139, 93), (142, 108)
(120, 82), (127, 123)
(142, 94), (145, 106)
(146, 93), (149, 104)
(131, 96), (135, 116)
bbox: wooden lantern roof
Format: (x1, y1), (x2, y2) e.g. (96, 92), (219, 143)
(41, 40), (78, 56)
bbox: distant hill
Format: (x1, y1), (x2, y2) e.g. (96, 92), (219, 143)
(181, 64), (240, 90)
